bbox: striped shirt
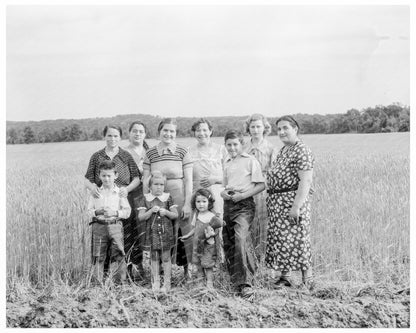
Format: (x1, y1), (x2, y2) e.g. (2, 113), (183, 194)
(143, 142), (193, 179)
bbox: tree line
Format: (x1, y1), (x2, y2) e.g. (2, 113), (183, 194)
(6, 103), (410, 144)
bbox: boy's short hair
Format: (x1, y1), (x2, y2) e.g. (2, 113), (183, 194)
(224, 129), (245, 145)
(149, 170), (167, 186)
(98, 160), (117, 172)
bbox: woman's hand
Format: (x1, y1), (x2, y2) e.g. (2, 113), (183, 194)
(119, 187), (128, 198)
(288, 204), (301, 224)
(181, 204), (191, 219)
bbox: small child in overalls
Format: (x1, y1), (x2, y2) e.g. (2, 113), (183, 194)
(180, 188), (225, 288)
(137, 171), (178, 293)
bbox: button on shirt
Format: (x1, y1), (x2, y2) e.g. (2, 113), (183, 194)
(223, 152), (265, 193)
(87, 185), (131, 220)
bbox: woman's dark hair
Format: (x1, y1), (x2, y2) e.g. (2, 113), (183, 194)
(275, 116), (300, 133)
(191, 188), (215, 212)
(129, 121), (149, 150)
(157, 118), (177, 134)
(191, 118), (213, 136)
(103, 125), (122, 137)
(224, 129), (245, 145)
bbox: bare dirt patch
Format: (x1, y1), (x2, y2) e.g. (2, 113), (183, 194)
(6, 275), (409, 328)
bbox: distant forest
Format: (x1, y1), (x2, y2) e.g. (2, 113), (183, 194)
(6, 103), (410, 144)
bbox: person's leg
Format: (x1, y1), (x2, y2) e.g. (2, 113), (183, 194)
(109, 223), (127, 284)
(205, 268), (214, 288)
(91, 224), (108, 284)
(222, 201), (235, 282)
(179, 217), (194, 279)
(232, 200), (256, 289)
(151, 250), (161, 291)
(160, 249), (172, 293)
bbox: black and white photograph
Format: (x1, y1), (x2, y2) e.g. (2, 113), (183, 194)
(4, 0), (413, 329)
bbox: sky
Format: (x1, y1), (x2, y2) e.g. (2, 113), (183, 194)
(5, 4), (410, 121)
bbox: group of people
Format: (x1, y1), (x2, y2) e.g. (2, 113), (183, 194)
(84, 114), (315, 297)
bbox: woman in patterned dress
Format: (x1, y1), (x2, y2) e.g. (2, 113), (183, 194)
(243, 114), (276, 259)
(123, 121), (150, 281)
(142, 118), (194, 280)
(265, 116), (315, 288)
(189, 118), (227, 218)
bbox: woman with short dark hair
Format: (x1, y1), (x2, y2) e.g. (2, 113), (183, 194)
(265, 116), (315, 289)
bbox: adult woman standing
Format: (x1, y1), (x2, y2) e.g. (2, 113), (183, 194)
(189, 118), (226, 217)
(123, 121), (149, 280)
(243, 114), (275, 258)
(84, 125), (141, 278)
(265, 116), (315, 288)
(142, 118), (193, 280)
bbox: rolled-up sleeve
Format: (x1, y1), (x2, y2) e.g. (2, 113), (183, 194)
(250, 158), (265, 184)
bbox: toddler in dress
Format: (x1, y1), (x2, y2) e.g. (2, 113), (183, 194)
(137, 171), (178, 293)
(180, 188), (225, 288)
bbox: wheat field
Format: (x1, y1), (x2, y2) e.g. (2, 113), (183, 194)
(6, 133), (410, 287)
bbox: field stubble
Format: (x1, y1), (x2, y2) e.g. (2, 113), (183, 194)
(6, 133), (410, 327)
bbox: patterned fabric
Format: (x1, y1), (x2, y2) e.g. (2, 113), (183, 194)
(143, 143), (193, 179)
(243, 138), (276, 257)
(143, 143), (193, 265)
(124, 144), (148, 268)
(85, 147), (141, 187)
(137, 195), (177, 251)
(265, 140), (315, 272)
(191, 214), (224, 268)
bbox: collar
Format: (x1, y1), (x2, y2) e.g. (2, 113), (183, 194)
(245, 138), (270, 152)
(192, 211), (215, 225)
(144, 192), (170, 202)
(98, 185), (120, 193)
(225, 151), (251, 163)
(157, 142), (177, 156)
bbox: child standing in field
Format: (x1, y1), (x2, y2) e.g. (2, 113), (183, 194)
(137, 171), (178, 293)
(87, 160), (131, 284)
(221, 130), (266, 298)
(180, 188), (225, 289)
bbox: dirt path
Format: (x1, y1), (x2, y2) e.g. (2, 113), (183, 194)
(6, 280), (409, 328)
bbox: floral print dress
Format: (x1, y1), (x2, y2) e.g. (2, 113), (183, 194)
(265, 140), (314, 272)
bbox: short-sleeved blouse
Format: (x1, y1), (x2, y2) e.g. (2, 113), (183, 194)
(143, 142), (193, 179)
(124, 144), (147, 175)
(189, 143), (226, 190)
(243, 139), (276, 175)
(267, 140), (314, 191)
(85, 147), (141, 187)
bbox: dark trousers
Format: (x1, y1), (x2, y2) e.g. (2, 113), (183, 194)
(222, 197), (258, 287)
